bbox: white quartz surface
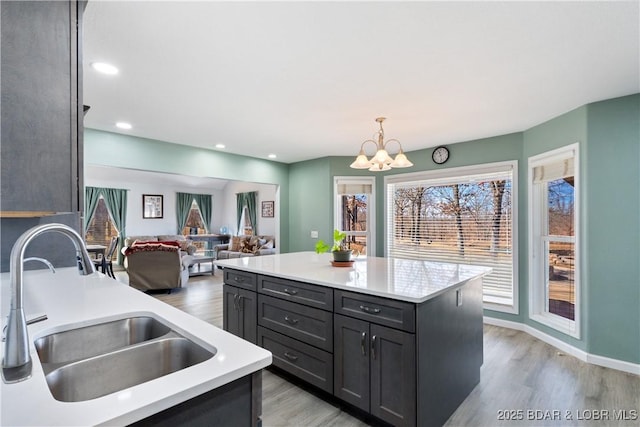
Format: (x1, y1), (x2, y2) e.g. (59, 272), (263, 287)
(0, 268), (271, 426)
(215, 252), (492, 303)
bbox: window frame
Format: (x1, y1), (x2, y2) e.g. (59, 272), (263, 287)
(384, 160), (519, 314)
(334, 176), (376, 257)
(528, 143), (580, 338)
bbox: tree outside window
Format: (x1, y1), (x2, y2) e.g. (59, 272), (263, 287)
(85, 197), (119, 247)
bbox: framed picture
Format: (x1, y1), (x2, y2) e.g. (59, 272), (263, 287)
(143, 194), (163, 219)
(261, 201), (274, 218)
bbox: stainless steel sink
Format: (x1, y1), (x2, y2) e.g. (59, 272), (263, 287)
(35, 316), (171, 364)
(43, 337), (214, 402)
(34, 316), (216, 402)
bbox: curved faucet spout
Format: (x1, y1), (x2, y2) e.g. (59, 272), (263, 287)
(2, 223), (95, 383)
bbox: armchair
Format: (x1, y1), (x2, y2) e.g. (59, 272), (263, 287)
(124, 242), (189, 291)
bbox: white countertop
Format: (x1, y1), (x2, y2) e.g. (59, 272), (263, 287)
(215, 252), (492, 303)
(0, 268), (271, 426)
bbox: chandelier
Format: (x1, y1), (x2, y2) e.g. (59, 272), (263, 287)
(349, 117), (413, 171)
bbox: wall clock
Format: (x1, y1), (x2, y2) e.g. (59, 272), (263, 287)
(432, 146), (449, 164)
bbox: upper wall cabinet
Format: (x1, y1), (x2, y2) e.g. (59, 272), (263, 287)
(0, 0), (85, 272)
(0, 0), (85, 213)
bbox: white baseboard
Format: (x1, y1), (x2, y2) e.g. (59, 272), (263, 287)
(483, 316), (640, 376)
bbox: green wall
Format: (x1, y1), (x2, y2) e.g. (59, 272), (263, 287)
(84, 129), (291, 252)
(288, 158), (332, 252)
(585, 95), (639, 363)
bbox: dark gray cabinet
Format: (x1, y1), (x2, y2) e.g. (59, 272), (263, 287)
(334, 314), (416, 427)
(222, 267), (484, 427)
(0, 0), (85, 272)
(223, 285), (257, 344)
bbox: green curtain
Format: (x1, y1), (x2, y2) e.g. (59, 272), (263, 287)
(101, 188), (128, 264)
(246, 191), (257, 235)
(193, 194), (212, 233)
(236, 193), (245, 235)
(236, 191), (258, 235)
(176, 192), (194, 234)
(84, 186), (102, 233)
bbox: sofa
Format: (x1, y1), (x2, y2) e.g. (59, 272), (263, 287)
(214, 235), (276, 259)
(123, 235), (196, 291)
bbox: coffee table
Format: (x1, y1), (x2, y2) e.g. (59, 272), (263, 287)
(187, 254), (215, 276)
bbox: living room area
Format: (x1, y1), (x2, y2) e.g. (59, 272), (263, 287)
(84, 163), (279, 290)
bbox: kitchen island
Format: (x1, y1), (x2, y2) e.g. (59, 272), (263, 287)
(0, 267), (271, 426)
(215, 252), (492, 427)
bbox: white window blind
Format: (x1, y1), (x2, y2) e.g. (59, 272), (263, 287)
(337, 183), (373, 195)
(386, 164), (515, 307)
(533, 157), (574, 183)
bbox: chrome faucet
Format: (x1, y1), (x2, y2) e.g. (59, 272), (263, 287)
(2, 223), (96, 383)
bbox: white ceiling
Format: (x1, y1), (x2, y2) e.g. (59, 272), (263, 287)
(82, 1), (639, 165)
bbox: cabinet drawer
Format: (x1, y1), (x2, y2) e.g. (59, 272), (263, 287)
(258, 275), (333, 311)
(334, 290), (416, 333)
(258, 294), (333, 352)
(223, 269), (257, 291)
(258, 326), (333, 393)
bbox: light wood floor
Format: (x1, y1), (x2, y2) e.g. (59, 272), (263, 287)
(115, 268), (640, 427)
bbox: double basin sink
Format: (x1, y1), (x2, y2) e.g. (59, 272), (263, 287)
(34, 316), (216, 402)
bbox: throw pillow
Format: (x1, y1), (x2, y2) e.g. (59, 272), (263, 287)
(229, 236), (243, 252)
(260, 240), (274, 250)
(240, 240), (256, 254)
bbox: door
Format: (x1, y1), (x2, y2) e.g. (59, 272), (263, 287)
(333, 314), (370, 411)
(370, 324), (416, 427)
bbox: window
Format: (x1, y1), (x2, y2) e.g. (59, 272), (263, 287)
(385, 162), (517, 312)
(334, 177), (375, 256)
(241, 206), (253, 235)
(529, 144), (579, 337)
(85, 197), (119, 246)
(182, 200), (205, 235)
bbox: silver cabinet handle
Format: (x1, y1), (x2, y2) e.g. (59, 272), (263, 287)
(234, 276), (244, 283)
(361, 331), (367, 356)
(233, 294), (239, 310)
(359, 305), (381, 314)
(283, 351), (298, 361)
(283, 288), (298, 295)
(371, 335), (377, 360)
(284, 315), (299, 325)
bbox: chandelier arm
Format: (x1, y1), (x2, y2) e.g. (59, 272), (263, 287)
(382, 138), (405, 153)
(359, 139), (378, 155)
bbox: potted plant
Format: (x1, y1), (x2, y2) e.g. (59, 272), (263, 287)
(315, 229), (353, 262)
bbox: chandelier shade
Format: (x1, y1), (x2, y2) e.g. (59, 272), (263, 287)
(349, 117), (413, 171)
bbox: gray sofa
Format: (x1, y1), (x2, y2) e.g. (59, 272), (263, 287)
(215, 235), (276, 259)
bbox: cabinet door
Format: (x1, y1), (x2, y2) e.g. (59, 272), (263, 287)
(223, 285), (257, 344)
(333, 314), (370, 412)
(370, 324), (416, 427)
(237, 287), (257, 344)
(223, 285), (241, 337)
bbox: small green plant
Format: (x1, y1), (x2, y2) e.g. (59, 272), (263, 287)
(315, 229), (348, 253)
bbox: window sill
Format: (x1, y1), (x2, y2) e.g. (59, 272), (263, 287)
(483, 299), (518, 315)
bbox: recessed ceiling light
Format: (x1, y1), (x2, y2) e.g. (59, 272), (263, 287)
(91, 62), (119, 75)
(116, 122), (132, 130)
(268, 154), (277, 159)
(215, 144), (226, 149)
